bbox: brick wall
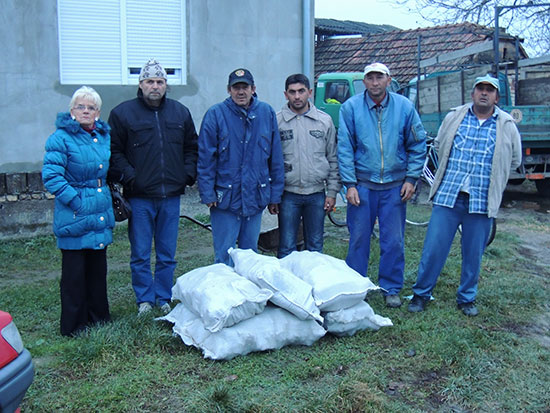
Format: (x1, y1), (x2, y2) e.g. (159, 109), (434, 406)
(0, 172), (55, 239)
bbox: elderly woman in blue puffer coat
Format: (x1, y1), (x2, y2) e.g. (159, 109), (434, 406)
(42, 86), (115, 337)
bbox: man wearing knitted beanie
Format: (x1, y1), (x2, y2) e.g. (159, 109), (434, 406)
(109, 59), (198, 316)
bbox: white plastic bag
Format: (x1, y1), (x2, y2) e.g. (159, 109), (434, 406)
(280, 251), (379, 311)
(323, 301), (393, 337)
(228, 248), (322, 322)
(159, 303), (326, 360)
(171, 263), (272, 332)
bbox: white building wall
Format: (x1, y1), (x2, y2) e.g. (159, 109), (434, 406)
(0, 0), (314, 173)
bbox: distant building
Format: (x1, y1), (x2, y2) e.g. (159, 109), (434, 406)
(315, 22), (528, 84)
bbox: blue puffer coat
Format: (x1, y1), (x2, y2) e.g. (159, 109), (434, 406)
(42, 112), (115, 250)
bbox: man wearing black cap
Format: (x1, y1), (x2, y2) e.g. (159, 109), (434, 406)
(408, 74), (522, 316)
(197, 68), (284, 265)
(109, 58), (198, 316)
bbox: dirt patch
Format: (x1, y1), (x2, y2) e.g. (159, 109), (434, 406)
(497, 182), (550, 348)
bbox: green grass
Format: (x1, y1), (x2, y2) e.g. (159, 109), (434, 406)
(1, 214), (549, 412)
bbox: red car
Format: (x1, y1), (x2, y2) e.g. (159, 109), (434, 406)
(0, 311), (34, 413)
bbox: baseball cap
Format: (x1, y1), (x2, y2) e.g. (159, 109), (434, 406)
(228, 68), (254, 86)
(364, 62), (391, 76)
(473, 74), (500, 92)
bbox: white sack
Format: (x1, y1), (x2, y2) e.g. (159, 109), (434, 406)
(171, 263), (272, 333)
(228, 248), (322, 322)
(323, 301), (393, 337)
(159, 303), (326, 360)
(280, 251), (379, 311)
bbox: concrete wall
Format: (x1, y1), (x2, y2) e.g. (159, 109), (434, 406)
(0, 0), (314, 173)
(0, 0), (314, 238)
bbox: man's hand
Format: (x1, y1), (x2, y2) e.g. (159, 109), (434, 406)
(206, 201), (217, 208)
(346, 187), (360, 206)
(400, 182), (415, 202)
(324, 197), (336, 212)
(268, 203), (279, 214)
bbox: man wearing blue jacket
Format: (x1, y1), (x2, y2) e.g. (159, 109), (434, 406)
(338, 62), (426, 308)
(198, 68), (285, 265)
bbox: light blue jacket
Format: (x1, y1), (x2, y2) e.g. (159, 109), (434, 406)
(42, 113), (115, 250)
(338, 91), (426, 187)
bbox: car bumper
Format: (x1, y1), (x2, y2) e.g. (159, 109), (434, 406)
(0, 349), (34, 412)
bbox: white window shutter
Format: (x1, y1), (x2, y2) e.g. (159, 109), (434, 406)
(57, 0), (186, 85)
(58, 0), (123, 84)
(126, 0), (186, 84)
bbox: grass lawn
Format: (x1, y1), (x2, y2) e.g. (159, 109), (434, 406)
(1, 208), (549, 412)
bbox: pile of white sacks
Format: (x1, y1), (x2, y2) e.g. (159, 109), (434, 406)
(158, 249), (393, 360)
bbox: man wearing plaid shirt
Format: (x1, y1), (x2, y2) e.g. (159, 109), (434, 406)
(408, 74), (522, 316)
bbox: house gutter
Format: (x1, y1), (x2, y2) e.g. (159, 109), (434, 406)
(303, 0), (313, 80)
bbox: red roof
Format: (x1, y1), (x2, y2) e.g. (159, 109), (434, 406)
(315, 23), (516, 84)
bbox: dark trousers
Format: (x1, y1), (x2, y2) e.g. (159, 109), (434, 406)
(60, 249), (110, 336)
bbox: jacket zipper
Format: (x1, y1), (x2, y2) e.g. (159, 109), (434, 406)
(155, 111), (167, 197)
(377, 108), (384, 183)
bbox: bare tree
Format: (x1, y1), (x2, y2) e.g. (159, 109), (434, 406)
(394, 0), (550, 56)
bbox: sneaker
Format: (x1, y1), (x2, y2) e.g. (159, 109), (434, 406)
(408, 295), (428, 313)
(385, 294), (402, 308)
(458, 302), (479, 317)
(160, 303), (171, 315)
(138, 302), (153, 316)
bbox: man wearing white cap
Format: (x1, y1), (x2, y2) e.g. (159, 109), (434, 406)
(408, 74), (522, 316)
(338, 62), (427, 308)
(109, 59), (198, 315)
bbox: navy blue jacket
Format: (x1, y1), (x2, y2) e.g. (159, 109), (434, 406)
(108, 90), (198, 198)
(42, 113), (115, 250)
(197, 96), (284, 217)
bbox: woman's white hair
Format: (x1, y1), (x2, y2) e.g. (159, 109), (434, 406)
(69, 86), (102, 110)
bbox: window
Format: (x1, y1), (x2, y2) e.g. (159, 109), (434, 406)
(57, 0), (187, 85)
(324, 81), (351, 104)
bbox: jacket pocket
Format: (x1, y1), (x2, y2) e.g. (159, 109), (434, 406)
(217, 134), (230, 163)
(166, 121), (184, 144)
(215, 184), (232, 210)
(258, 135), (271, 163)
(256, 181), (271, 208)
(129, 123), (154, 147)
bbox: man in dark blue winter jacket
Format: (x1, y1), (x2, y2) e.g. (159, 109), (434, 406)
(197, 68), (284, 265)
(109, 59), (198, 316)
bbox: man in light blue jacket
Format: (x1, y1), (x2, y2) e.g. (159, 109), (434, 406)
(338, 62), (426, 308)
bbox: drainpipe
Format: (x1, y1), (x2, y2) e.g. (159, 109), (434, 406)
(303, 0), (313, 81)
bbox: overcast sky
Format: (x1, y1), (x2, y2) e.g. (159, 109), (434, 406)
(315, 0), (430, 31)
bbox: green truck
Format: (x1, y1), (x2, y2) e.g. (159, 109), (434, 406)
(404, 61), (550, 196)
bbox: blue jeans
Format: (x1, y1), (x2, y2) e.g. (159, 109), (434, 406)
(210, 207), (263, 265)
(412, 193), (493, 304)
(345, 185), (406, 295)
(277, 191), (325, 258)
(128, 196), (180, 306)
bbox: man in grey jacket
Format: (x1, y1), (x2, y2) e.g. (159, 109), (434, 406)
(408, 74), (522, 316)
(276, 74), (340, 258)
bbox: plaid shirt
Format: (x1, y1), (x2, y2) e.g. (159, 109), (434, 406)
(433, 106), (498, 214)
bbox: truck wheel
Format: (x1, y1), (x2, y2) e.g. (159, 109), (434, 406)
(535, 179), (550, 197)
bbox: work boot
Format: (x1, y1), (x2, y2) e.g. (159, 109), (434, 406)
(138, 302), (153, 316)
(385, 294), (402, 308)
(457, 302), (479, 317)
(160, 303), (171, 315)
(408, 295), (428, 313)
